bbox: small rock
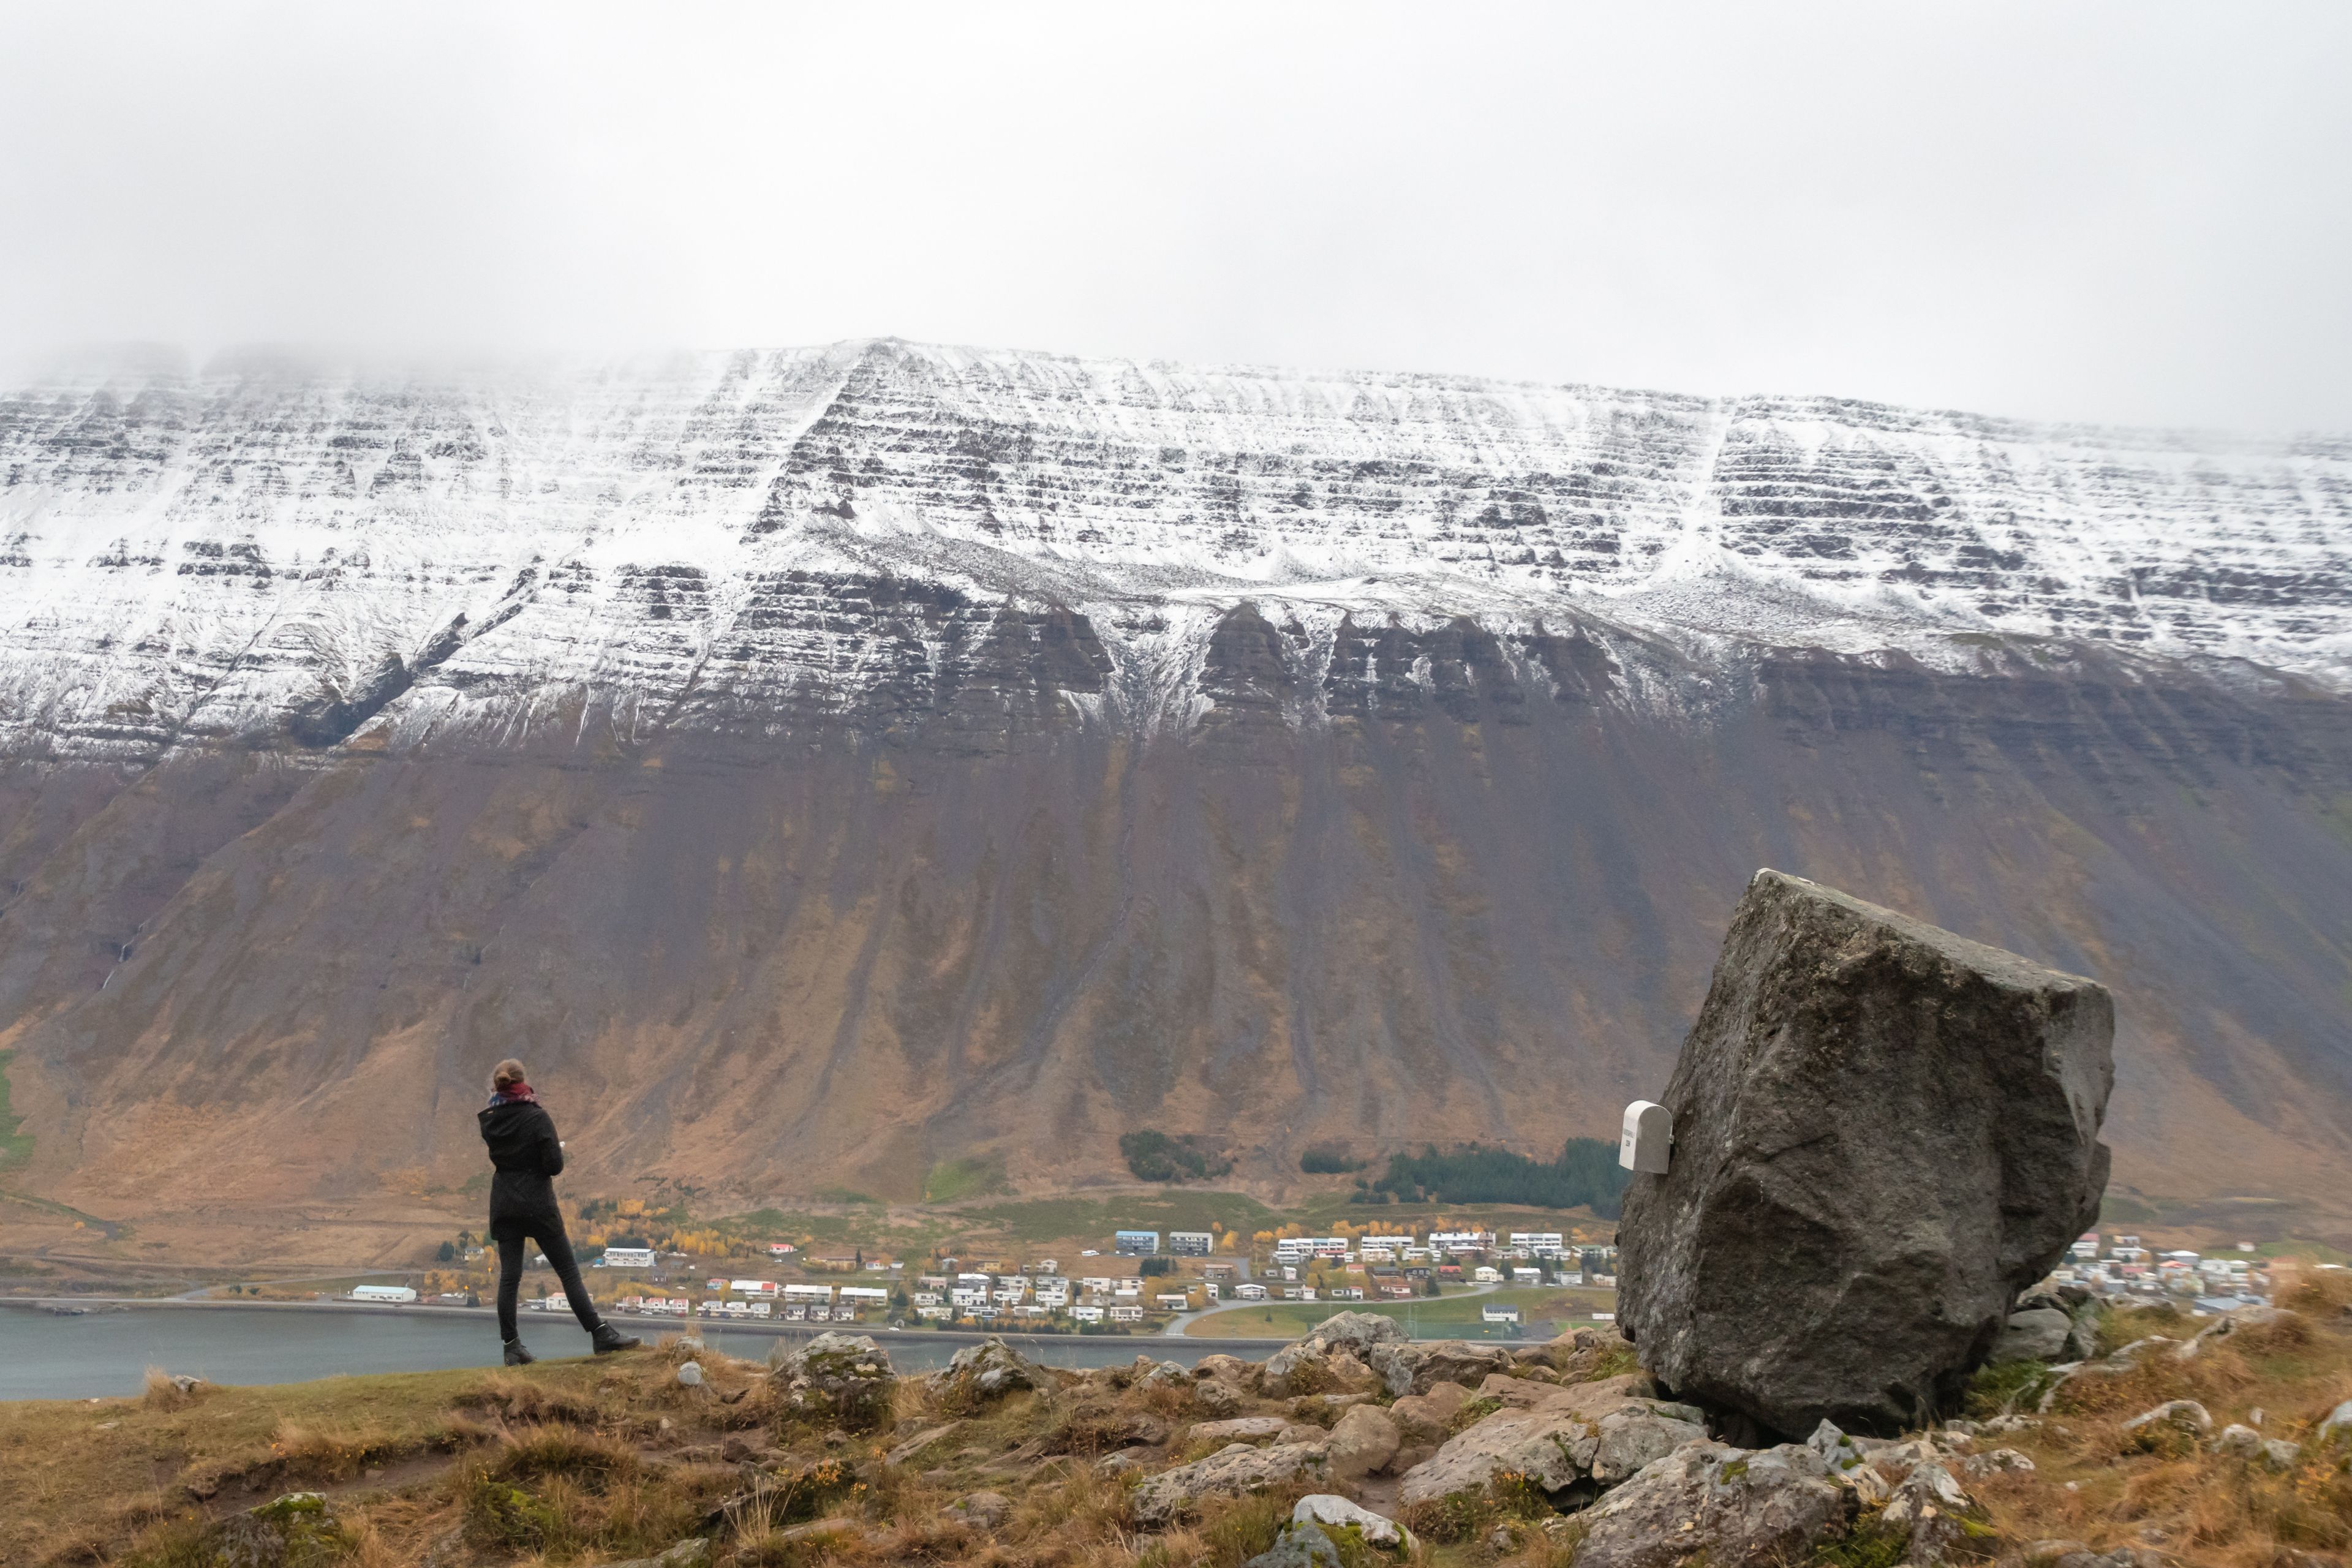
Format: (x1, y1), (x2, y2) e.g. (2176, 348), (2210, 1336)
(2317, 1398), (2352, 1446)
(675, 1361), (704, 1388)
(1324, 1403), (1400, 1480)
(1993, 1308), (2074, 1363)
(210, 1493), (347, 1568)
(1574, 1441), (1853, 1568)
(1367, 1338), (1515, 1397)
(1142, 1360), (1190, 1389)
(884, 1422), (960, 1466)
(1241, 1521), (1343, 1568)
(930, 1336), (1052, 1408)
(2214, 1423), (2264, 1458)
(1264, 1313), (1407, 1396)
(1963, 1448), (2035, 1477)
(2173, 1306), (2296, 1360)
(1395, 1393), (1706, 1506)
(1131, 1442), (1333, 1526)
(1806, 1419), (1892, 1503)
(1306, 1392), (1371, 1411)
(769, 1333), (895, 1430)
(1883, 1461), (1979, 1565)
(1189, 1416), (1291, 1445)
(1388, 1379), (1472, 1439)
(1292, 1494), (1415, 1551)
(946, 1491), (1011, 1530)
(1196, 1380), (1243, 1417)
(601, 1542), (713, 1568)
(2120, 1399), (2213, 1450)
(2262, 1438), (2302, 1469)
(1095, 1450), (1142, 1476)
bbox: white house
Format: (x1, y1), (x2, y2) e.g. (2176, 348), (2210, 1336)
(1482, 1305), (1521, 1323)
(353, 1284), (418, 1303)
(1473, 1265), (1503, 1284)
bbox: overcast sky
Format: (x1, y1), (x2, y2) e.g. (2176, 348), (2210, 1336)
(3, 4), (2347, 432)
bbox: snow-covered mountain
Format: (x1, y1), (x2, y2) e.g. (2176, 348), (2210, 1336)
(2, 341), (2349, 1235)
(4, 338), (2347, 763)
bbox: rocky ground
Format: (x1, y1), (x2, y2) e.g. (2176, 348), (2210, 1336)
(6, 1283), (2350, 1568)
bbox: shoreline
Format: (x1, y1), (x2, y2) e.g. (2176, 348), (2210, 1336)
(0, 1294), (1287, 1352)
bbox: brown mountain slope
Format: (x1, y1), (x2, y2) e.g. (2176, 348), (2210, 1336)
(2, 639), (2349, 1232)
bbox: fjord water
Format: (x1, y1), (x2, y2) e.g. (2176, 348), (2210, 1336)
(0, 1306), (1225, 1401)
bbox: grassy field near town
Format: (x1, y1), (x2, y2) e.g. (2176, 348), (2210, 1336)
(1185, 1285), (1619, 1339)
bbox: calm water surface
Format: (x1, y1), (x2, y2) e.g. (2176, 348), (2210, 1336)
(0, 1305), (1241, 1401)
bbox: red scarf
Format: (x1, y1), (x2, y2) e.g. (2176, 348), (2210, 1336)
(489, 1082), (538, 1106)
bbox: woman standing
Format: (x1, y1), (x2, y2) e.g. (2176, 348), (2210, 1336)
(477, 1058), (641, 1364)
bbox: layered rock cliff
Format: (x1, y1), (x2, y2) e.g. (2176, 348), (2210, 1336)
(1, 341), (2347, 1223)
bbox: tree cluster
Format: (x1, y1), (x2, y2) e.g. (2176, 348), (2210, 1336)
(1365, 1137), (1628, 1216)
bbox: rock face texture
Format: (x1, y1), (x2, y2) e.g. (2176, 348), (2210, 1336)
(0, 341), (2345, 1222)
(1395, 1379), (1708, 1507)
(1570, 1441), (1855, 1568)
(765, 1333), (896, 1429)
(1617, 870), (2115, 1437)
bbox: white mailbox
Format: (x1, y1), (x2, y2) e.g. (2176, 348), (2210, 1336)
(1619, 1099), (1673, 1174)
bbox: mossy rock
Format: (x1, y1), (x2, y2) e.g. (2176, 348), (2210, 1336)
(207, 1493), (349, 1568)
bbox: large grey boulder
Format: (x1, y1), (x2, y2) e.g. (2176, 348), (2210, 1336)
(1573, 1441), (1854, 1568)
(1618, 870), (2114, 1437)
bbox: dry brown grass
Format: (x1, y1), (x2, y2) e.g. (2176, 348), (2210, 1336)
(138, 1367), (205, 1413)
(17, 1306), (2352, 1568)
(1968, 1304), (2352, 1568)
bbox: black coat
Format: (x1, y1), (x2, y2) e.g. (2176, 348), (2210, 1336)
(478, 1099), (566, 1239)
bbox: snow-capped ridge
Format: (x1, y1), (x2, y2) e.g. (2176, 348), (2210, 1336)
(2, 339), (2347, 760)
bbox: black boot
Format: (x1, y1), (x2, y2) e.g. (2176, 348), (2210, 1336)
(503, 1339), (536, 1365)
(590, 1322), (641, 1354)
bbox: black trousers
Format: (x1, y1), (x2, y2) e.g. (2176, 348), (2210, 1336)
(495, 1221), (603, 1342)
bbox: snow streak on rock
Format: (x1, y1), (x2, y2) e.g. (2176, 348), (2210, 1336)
(2, 339), (2346, 761)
